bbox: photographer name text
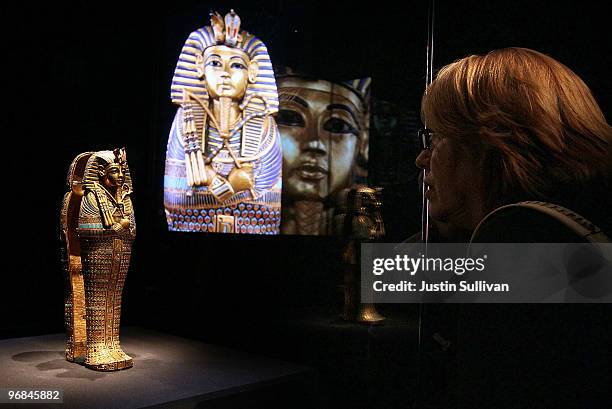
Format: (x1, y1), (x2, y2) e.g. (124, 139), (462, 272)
(373, 280), (509, 293)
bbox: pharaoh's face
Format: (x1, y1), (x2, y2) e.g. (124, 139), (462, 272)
(278, 79), (364, 202)
(102, 163), (125, 190)
(202, 45), (252, 101)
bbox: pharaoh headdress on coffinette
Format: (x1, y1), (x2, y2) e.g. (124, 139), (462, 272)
(164, 9), (282, 234)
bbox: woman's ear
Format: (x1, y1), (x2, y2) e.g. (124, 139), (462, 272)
(248, 61), (259, 83)
(195, 53), (204, 79)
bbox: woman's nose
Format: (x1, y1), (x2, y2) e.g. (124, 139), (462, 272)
(415, 149), (431, 170)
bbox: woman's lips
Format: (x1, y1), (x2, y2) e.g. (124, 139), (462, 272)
(296, 163), (328, 180)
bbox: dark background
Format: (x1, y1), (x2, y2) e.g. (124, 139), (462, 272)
(2, 1), (611, 408)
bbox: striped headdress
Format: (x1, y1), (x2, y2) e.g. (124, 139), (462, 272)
(170, 18), (279, 114)
(276, 72), (371, 131)
(83, 150), (133, 193)
(340, 77), (372, 112)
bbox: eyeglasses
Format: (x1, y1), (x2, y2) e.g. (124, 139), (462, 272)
(418, 128), (434, 151)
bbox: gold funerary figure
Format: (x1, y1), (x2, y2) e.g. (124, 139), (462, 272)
(60, 148), (135, 371)
(334, 186), (385, 324)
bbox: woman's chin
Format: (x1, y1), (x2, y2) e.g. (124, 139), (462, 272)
(427, 201), (450, 223)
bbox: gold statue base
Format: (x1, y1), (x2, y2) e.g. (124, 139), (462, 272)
(85, 355), (133, 372)
(66, 345), (133, 371)
(344, 304), (386, 325)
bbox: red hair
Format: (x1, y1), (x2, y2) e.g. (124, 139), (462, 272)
(422, 47), (612, 210)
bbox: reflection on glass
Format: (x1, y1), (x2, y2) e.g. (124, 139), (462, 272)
(278, 75), (370, 235)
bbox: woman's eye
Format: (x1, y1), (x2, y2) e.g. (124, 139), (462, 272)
(323, 117), (357, 135)
(276, 109), (305, 127)
(430, 135), (443, 149)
